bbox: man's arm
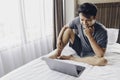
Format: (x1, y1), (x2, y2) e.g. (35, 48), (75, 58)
(57, 25), (69, 50)
(84, 27), (106, 57)
(87, 36), (105, 57)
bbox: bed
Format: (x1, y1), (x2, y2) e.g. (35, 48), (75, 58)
(0, 28), (120, 80)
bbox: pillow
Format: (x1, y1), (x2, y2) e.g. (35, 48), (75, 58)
(106, 43), (120, 53)
(106, 28), (119, 44)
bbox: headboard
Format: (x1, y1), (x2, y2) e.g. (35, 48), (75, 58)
(95, 2), (120, 44)
(95, 2), (120, 29)
(76, 2), (120, 44)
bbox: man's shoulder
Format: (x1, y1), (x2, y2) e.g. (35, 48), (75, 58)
(95, 22), (107, 32)
(73, 16), (80, 20)
(67, 16), (81, 28)
(71, 16), (80, 24)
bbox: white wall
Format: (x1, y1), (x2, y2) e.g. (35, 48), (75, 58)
(78, 0), (120, 4)
(65, 0), (76, 24)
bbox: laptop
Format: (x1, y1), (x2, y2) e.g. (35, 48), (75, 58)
(42, 57), (85, 77)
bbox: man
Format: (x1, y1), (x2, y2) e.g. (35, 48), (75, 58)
(49, 3), (108, 66)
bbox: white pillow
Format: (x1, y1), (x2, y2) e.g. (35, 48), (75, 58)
(106, 28), (119, 44)
(106, 43), (120, 53)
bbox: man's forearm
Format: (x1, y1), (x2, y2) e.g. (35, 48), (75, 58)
(88, 36), (105, 57)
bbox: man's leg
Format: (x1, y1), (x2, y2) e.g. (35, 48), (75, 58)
(49, 28), (75, 59)
(59, 55), (107, 66)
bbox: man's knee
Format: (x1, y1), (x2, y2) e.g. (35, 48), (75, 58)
(64, 28), (75, 43)
(64, 28), (74, 35)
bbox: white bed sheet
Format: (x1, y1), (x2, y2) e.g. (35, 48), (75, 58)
(1, 43), (120, 80)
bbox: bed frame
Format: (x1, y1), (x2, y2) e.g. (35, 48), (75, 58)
(117, 29), (120, 43)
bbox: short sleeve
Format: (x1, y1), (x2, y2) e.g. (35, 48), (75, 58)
(96, 30), (108, 48)
(66, 17), (80, 29)
(66, 20), (76, 29)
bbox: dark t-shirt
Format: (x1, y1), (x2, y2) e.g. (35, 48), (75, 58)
(68, 17), (108, 57)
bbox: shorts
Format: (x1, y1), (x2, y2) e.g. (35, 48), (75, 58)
(69, 34), (82, 57)
(69, 34), (95, 57)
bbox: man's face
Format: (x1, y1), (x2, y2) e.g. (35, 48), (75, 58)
(79, 13), (96, 29)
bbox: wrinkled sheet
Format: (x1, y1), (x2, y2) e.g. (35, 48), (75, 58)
(1, 43), (120, 80)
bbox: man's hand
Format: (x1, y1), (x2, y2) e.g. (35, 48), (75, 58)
(84, 27), (94, 38)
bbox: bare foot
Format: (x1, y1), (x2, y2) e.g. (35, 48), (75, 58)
(49, 49), (61, 59)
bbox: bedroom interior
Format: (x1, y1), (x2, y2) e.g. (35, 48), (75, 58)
(0, 0), (120, 80)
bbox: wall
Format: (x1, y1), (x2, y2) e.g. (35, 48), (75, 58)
(65, 0), (76, 24)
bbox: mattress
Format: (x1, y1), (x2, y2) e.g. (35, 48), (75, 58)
(0, 43), (120, 80)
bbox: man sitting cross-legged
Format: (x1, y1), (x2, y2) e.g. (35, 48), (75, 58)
(49, 3), (108, 66)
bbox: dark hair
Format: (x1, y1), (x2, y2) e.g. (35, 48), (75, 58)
(78, 3), (97, 18)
